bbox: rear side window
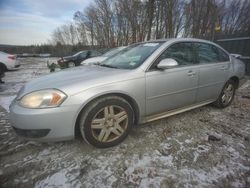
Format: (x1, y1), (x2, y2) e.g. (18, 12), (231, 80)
(194, 42), (229, 63)
(217, 48), (229, 62)
(156, 42), (195, 66)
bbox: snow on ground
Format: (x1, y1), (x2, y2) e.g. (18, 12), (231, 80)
(0, 58), (50, 95)
(0, 96), (15, 112)
(0, 58), (249, 188)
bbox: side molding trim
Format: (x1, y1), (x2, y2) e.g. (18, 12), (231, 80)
(145, 100), (215, 123)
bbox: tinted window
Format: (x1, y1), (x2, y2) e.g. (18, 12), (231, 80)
(74, 51), (85, 56)
(155, 42), (195, 67)
(79, 51), (87, 58)
(194, 43), (218, 63)
(90, 51), (101, 57)
(194, 43), (228, 63)
(217, 48), (229, 62)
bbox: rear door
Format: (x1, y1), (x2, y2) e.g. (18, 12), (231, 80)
(145, 42), (199, 116)
(194, 42), (230, 102)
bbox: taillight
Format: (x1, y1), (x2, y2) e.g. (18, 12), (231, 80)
(8, 55), (16, 60)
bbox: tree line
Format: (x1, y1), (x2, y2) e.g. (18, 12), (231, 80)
(52, 0), (250, 48)
(1, 0), (249, 56)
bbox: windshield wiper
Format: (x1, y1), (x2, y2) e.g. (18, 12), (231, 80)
(93, 63), (119, 69)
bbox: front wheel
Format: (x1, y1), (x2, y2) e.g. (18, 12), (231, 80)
(213, 80), (236, 108)
(68, 62), (76, 68)
(79, 96), (134, 148)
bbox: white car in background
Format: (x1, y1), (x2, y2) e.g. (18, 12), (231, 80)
(81, 46), (126, 65)
(0, 51), (20, 71)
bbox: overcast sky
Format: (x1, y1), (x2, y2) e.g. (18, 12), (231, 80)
(0, 0), (92, 45)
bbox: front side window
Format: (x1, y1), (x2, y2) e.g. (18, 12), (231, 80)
(152, 42), (195, 69)
(194, 43), (228, 64)
(100, 42), (164, 69)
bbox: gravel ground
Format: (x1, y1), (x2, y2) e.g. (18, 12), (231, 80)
(0, 58), (249, 188)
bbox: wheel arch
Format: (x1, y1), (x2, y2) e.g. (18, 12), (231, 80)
(74, 92), (140, 138)
(229, 76), (239, 89)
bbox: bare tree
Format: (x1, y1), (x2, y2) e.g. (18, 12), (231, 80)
(73, 11), (88, 45)
(221, 0), (250, 34)
(146, 0), (155, 40)
(51, 0), (250, 47)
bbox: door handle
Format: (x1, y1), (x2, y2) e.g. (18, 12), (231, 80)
(187, 70), (196, 76)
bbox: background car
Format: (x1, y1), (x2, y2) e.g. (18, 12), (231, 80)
(57, 50), (102, 68)
(10, 38), (246, 148)
(82, 46), (126, 65)
(0, 51), (20, 71)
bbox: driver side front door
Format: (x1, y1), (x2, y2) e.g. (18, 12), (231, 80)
(145, 42), (199, 117)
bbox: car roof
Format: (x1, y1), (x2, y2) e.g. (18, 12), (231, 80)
(147, 37), (214, 44)
(132, 38), (228, 54)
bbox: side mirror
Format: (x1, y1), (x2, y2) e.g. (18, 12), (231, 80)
(157, 58), (178, 69)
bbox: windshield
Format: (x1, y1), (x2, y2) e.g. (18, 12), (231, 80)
(103, 47), (126, 57)
(100, 42), (164, 69)
(73, 51), (86, 56)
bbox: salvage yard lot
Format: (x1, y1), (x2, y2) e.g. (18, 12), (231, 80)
(0, 58), (249, 187)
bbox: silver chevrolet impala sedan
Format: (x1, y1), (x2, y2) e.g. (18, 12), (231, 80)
(10, 38), (246, 148)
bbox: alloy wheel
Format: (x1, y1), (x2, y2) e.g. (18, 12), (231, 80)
(90, 105), (128, 143)
(221, 83), (234, 105)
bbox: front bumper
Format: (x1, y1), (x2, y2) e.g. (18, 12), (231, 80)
(9, 101), (80, 141)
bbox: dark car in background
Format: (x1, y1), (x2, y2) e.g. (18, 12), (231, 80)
(57, 50), (102, 68)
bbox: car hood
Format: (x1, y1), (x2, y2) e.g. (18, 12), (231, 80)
(81, 56), (107, 65)
(19, 65), (135, 97)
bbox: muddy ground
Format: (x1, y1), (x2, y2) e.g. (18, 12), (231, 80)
(0, 58), (249, 188)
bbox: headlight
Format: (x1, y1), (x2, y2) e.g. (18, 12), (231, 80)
(19, 89), (67, 109)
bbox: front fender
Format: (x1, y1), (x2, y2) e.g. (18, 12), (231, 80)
(62, 77), (146, 125)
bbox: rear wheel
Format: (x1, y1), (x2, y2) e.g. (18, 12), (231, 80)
(213, 79), (236, 108)
(79, 96), (134, 148)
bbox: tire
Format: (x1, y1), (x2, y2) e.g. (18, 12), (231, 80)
(68, 62), (76, 68)
(213, 79), (236, 108)
(0, 63), (7, 71)
(79, 96), (134, 148)
(0, 63), (6, 78)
